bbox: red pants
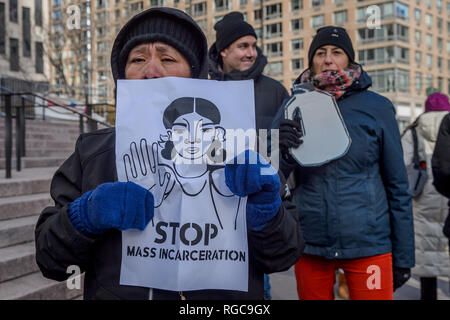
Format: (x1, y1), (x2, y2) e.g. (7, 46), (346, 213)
(294, 253), (393, 300)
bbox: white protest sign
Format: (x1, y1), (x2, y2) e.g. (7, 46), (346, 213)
(116, 77), (255, 292)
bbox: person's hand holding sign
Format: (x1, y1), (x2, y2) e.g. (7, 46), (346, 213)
(225, 150), (281, 231)
(123, 138), (176, 208)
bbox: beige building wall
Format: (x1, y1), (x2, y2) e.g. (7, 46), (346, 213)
(49, 0), (450, 128)
(0, 0), (49, 82)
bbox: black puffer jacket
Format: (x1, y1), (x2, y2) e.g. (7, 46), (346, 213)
(208, 45), (289, 131)
(432, 113), (450, 238)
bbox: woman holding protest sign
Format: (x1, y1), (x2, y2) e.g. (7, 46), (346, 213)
(34, 7), (303, 300)
(273, 26), (415, 300)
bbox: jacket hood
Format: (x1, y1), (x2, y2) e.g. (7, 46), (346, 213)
(293, 63), (372, 99)
(110, 7), (209, 82)
(208, 44), (267, 80)
(417, 111), (449, 142)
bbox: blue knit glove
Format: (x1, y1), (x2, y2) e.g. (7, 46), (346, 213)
(225, 150), (281, 231)
(68, 181), (154, 235)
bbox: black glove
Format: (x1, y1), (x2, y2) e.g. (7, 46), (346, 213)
(279, 119), (303, 162)
(393, 266), (411, 291)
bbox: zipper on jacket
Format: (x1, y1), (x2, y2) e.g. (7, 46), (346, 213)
(179, 291), (186, 300)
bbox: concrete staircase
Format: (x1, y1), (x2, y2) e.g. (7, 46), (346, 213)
(0, 119), (85, 300)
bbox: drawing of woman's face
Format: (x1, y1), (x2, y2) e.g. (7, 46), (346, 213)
(171, 112), (218, 160)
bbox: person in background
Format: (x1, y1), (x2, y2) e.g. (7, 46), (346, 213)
(401, 92), (450, 300)
(34, 7), (303, 300)
(273, 26), (415, 300)
(431, 95), (450, 296)
(208, 11), (292, 299)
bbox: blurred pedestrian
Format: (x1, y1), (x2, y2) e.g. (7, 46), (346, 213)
(402, 92), (450, 300)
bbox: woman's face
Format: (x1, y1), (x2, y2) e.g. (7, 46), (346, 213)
(170, 112), (218, 161)
(125, 42), (191, 79)
(311, 45), (349, 74)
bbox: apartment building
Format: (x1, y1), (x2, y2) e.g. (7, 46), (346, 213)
(49, 0), (450, 127)
(0, 0), (49, 84)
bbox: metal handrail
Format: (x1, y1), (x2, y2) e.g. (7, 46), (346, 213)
(1, 87), (115, 178)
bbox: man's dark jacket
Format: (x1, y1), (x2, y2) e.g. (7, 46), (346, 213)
(34, 128), (303, 299)
(208, 45), (289, 131)
(432, 113), (450, 238)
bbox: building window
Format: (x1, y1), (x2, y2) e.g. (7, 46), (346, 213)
(291, 38), (303, 51)
(131, 2), (143, 12)
(425, 14), (432, 28)
(0, 3), (5, 54)
(265, 61), (283, 76)
(265, 23), (282, 39)
(291, 0), (302, 10)
(265, 3), (282, 20)
(35, 0), (42, 26)
(414, 30), (421, 45)
(240, 0), (248, 7)
(193, 2), (207, 17)
(334, 10), (347, 25)
(357, 2), (409, 23)
(437, 0), (442, 10)
(254, 9), (262, 21)
(9, 0), (18, 22)
(359, 46), (409, 65)
(291, 18), (303, 32)
(265, 42), (283, 57)
(438, 57), (443, 69)
(425, 0), (431, 8)
(367, 68), (410, 93)
(426, 54), (432, 68)
(311, 15), (324, 28)
(447, 40), (450, 53)
(215, 0), (231, 12)
(357, 24), (408, 45)
(438, 77), (443, 92)
(437, 38), (443, 51)
(437, 18), (443, 31)
(150, 0), (165, 6)
(426, 34), (432, 48)
(96, 0), (108, 9)
(291, 58), (304, 71)
(426, 74), (433, 90)
(415, 72), (422, 93)
(53, 10), (62, 21)
(22, 7), (31, 57)
(9, 38), (19, 71)
(311, 0), (324, 8)
(35, 42), (43, 73)
(415, 51), (421, 65)
(414, 8), (421, 23)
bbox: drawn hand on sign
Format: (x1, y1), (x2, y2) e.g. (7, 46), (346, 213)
(123, 138), (176, 208)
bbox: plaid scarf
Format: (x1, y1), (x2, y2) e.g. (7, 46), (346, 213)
(299, 65), (361, 99)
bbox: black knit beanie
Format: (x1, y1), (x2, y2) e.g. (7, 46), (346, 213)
(308, 26), (355, 68)
(214, 12), (257, 53)
(111, 8), (205, 80)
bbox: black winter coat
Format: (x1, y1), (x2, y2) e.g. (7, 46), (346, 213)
(35, 128), (304, 299)
(432, 113), (450, 238)
(208, 45), (289, 131)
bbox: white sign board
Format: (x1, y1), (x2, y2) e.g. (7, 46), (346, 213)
(285, 84), (351, 166)
(115, 77), (255, 292)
